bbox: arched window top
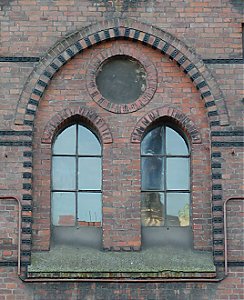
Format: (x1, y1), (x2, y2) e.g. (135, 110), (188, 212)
(141, 125), (189, 156)
(53, 124), (101, 156)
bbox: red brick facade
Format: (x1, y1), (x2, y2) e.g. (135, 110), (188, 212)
(0, 0), (243, 299)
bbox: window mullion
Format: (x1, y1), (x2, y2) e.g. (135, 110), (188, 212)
(75, 124), (79, 227)
(163, 125), (167, 227)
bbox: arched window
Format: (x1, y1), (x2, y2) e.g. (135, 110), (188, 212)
(51, 123), (102, 246)
(141, 124), (190, 246)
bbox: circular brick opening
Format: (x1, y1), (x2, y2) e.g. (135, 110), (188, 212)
(96, 56), (146, 104)
(87, 46), (157, 114)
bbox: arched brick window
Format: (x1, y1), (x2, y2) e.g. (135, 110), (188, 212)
(51, 123), (102, 247)
(141, 123), (191, 248)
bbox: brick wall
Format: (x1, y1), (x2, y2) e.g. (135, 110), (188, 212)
(0, 266), (243, 300)
(32, 40), (211, 251)
(0, 0), (243, 299)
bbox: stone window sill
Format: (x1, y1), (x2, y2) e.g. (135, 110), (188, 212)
(27, 245), (216, 279)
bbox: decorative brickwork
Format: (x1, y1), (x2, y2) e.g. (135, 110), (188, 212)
(41, 105), (113, 144)
(131, 106), (202, 144)
(0, 0), (243, 297)
(15, 18), (229, 127)
(86, 45), (157, 113)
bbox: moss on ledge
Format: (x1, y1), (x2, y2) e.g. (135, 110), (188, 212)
(28, 245), (215, 276)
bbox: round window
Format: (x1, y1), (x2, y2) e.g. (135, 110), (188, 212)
(87, 46), (157, 114)
(96, 56), (146, 104)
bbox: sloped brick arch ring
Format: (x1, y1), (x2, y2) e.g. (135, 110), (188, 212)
(131, 106), (202, 144)
(41, 106), (113, 145)
(15, 18), (229, 126)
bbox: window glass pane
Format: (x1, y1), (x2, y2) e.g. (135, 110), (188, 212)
(52, 157), (76, 190)
(141, 192), (165, 226)
(141, 157), (164, 190)
(53, 125), (76, 155)
(52, 192), (75, 226)
(78, 193), (102, 226)
(166, 127), (189, 155)
(141, 127), (164, 155)
(78, 125), (101, 155)
(78, 158), (102, 190)
(166, 193), (190, 226)
(166, 158), (189, 190)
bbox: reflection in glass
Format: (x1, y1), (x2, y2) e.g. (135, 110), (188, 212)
(52, 192), (75, 226)
(166, 158), (189, 190)
(52, 157), (76, 190)
(141, 125), (190, 228)
(167, 193), (190, 226)
(141, 193), (164, 226)
(78, 193), (102, 225)
(141, 157), (164, 190)
(141, 127), (164, 155)
(53, 125), (76, 155)
(78, 125), (101, 155)
(78, 158), (102, 190)
(166, 127), (189, 155)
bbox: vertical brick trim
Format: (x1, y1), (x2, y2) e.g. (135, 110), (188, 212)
(211, 150), (224, 264)
(41, 105), (113, 144)
(131, 106), (202, 144)
(15, 18), (228, 127)
(21, 149), (33, 266)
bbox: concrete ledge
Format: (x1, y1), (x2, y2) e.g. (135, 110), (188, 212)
(28, 245), (216, 279)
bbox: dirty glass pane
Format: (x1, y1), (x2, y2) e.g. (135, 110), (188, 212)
(78, 158), (102, 190)
(141, 192), (165, 226)
(141, 157), (164, 190)
(166, 127), (189, 155)
(141, 127), (164, 155)
(53, 125), (76, 155)
(167, 193), (190, 226)
(78, 125), (101, 156)
(166, 158), (189, 190)
(78, 193), (102, 225)
(96, 56), (146, 104)
(52, 192), (75, 226)
(52, 157), (76, 190)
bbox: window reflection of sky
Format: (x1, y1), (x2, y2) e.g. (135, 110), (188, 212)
(78, 193), (102, 222)
(53, 125), (76, 155)
(52, 157), (76, 190)
(52, 192), (76, 226)
(167, 158), (189, 190)
(78, 158), (102, 190)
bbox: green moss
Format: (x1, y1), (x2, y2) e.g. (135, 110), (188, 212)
(28, 245), (215, 276)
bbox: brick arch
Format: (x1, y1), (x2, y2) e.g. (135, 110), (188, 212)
(131, 106), (202, 144)
(41, 105), (113, 144)
(15, 17), (228, 127)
